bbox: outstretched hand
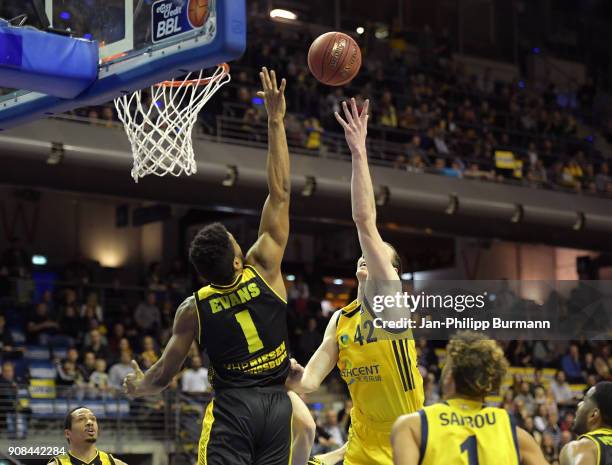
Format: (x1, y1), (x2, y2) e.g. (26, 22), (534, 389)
(285, 357), (305, 392)
(334, 98), (369, 156)
(257, 67), (287, 122)
(122, 360), (145, 397)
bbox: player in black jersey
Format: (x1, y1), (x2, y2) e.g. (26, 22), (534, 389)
(123, 67), (293, 465)
(48, 407), (128, 465)
(561, 382), (612, 465)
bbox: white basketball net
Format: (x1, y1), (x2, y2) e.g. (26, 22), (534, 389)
(114, 64), (231, 182)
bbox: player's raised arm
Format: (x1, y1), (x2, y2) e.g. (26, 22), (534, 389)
(335, 98), (398, 282)
(246, 67), (290, 294)
(123, 297), (197, 397)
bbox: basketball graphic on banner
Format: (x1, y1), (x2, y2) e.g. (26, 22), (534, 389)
(188, 0), (210, 28)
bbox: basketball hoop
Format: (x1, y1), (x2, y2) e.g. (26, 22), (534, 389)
(114, 63), (230, 182)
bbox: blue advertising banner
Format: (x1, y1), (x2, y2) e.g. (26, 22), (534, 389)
(151, 0), (211, 43)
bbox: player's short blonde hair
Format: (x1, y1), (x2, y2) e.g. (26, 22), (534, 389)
(446, 331), (508, 398)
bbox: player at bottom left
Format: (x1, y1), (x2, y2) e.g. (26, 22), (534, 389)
(48, 406), (129, 465)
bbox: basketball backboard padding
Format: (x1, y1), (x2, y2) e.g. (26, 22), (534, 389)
(0, 20), (98, 99)
(0, 0), (246, 131)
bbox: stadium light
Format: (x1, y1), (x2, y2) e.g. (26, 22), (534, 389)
(286, 274), (296, 281)
(32, 255), (47, 266)
(270, 9), (298, 21)
(333, 278), (344, 285)
(356, 27), (365, 35)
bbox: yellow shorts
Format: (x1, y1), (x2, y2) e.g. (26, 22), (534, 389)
(344, 416), (393, 465)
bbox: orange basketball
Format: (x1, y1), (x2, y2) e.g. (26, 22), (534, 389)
(307, 32), (362, 86)
(188, 0), (209, 28)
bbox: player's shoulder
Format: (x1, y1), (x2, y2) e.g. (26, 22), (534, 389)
(561, 436), (599, 458)
(392, 411), (422, 441)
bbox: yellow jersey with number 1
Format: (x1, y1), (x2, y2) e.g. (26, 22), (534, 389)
(419, 398), (520, 465)
(336, 300), (424, 425)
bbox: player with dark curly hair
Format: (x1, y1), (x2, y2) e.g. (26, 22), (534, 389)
(123, 67), (297, 465)
(391, 331), (549, 465)
(560, 381), (612, 465)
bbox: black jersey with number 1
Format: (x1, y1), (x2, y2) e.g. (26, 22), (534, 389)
(193, 264), (290, 390)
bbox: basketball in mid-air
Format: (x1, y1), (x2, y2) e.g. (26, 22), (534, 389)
(187, 0), (210, 28)
(307, 32), (362, 86)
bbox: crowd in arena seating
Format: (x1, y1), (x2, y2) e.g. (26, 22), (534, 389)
(1, 245), (611, 463)
(15, 14), (603, 198)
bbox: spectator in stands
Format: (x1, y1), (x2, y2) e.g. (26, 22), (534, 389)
(531, 368), (546, 394)
(146, 262), (167, 292)
(515, 381), (536, 415)
(168, 258), (189, 299)
(58, 301), (82, 343)
(596, 162), (612, 193)
(87, 359), (110, 399)
(134, 292), (161, 336)
(583, 353), (597, 378)
(83, 330), (110, 361)
(81, 292), (103, 321)
(108, 323), (126, 358)
(101, 106), (115, 128)
(523, 416), (541, 444)
(398, 105), (417, 130)
(378, 92), (398, 128)
(304, 118), (324, 151)
(535, 404), (549, 432)
(1, 238), (30, 278)
(336, 399), (352, 436)
(423, 372), (440, 406)
(0, 313), (18, 358)
(140, 335), (159, 365)
(298, 317), (322, 364)
(561, 344), (584, 383)
(181, 355), (210, 397)
(550, 371), (575, 407)
(321, 410), (345, 449)
(79, 352), (97, 382)
(56, 360), (84, 399)
(62, 348), (80, 367)
(26, 302), (59, 344)
(108, 350), (134, 393)
(541, 431), (558, 463)
(159, 300), (175, 344)
(0, 361), (18, 431)
(546, 411), (562, 447)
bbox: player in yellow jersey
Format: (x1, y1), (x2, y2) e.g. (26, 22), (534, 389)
(48, 407), (128, 465)
(391, 331), (549, 465)
(560, 382), (612, 465)
(286, 98), (424, 465)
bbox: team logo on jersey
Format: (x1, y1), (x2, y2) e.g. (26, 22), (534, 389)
(339, 334), (350, 347)
(339, 358), (382, 385)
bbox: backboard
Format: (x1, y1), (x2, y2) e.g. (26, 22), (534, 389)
(0, 0), (246, 130)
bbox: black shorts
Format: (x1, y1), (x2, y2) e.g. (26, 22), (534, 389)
(198, 386), (293, 465)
